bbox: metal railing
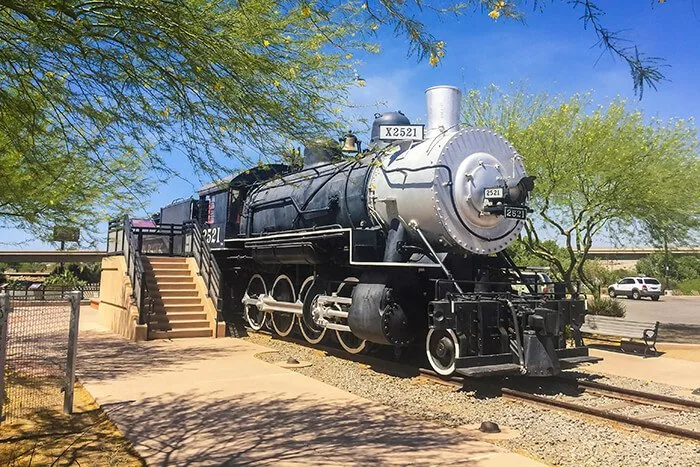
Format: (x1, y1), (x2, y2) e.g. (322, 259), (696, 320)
(106, 217), (127, 255)
(107, 216), (222, 324)
(124, 220), (152, 325)
(184, 220), (223, 321)
(0, 284), (99, 301)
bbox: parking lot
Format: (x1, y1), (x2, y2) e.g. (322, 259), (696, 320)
(614, 295), (700, 325)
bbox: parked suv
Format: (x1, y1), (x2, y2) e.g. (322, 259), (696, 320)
(608, 277), (662, 301)
(512, 271), (553, 295)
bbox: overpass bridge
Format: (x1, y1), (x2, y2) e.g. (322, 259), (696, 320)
(0, 250), (107, 263)
(587, 247), (699, 270)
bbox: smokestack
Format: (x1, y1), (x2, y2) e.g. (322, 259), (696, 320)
(425, 85), (462, 138)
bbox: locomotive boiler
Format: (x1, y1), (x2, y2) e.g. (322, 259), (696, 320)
(193, 85), (598, 377)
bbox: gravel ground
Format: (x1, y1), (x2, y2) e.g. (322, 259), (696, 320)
(245, 332), (700, 467)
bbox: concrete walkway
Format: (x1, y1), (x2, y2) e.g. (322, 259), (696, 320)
(77, 308), (540, 466)
(588, 348), (700, 390)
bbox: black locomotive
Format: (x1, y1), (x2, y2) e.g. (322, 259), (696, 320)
(161, 86), (599, 377)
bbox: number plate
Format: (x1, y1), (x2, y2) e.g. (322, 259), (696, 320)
(504, 207), (527, 220)
(379, 124), (425, 141)
(484, 187), (504, 199)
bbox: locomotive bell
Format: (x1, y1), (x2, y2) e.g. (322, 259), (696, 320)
(340, 132), (359, 152)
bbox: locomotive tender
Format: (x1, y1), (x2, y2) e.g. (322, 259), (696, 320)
(170, 85), (598, 377)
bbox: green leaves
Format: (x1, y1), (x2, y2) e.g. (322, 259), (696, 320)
(464, 84), (700, 292)
(0, 0), (675, 240)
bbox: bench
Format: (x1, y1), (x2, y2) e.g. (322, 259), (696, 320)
(579, 315), (660, 357)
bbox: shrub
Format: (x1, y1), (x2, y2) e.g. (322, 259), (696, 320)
(44, 269), (87, 287)
(587, 296), (626, 318)
(676, 278), (700, 296)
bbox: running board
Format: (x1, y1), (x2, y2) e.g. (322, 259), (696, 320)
(456, 363), (522, 377)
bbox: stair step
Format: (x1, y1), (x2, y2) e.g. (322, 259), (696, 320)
(151, 311), (207, 321)
(149, 328), (213, 339)
(157, 297), (201, 305)
(147, 276), (194, 284)
(150, 282), (196, 291)
(159, 319), (211, 329)
(146, 263), (190, 270)
(152, 303), (205, 313)
(145, 256), (187, 263)
(156, 289), (199, 298)
(151, 268), (190, 276)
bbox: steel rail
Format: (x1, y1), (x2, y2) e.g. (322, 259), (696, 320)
(501, 387), (700, 441)
(573, 379), (700, 410)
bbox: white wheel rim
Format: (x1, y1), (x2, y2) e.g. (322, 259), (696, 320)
(336, 329), (366, 354)
(244, 274), (267, 331)
(426, 328), (459, 376)
(271, 274), (296, 337)
(335, 277), (366, 354)
(298, 276), (326, 344)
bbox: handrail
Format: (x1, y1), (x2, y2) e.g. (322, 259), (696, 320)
(183, 220), (223, 321)
(123, 218), (152, 325)
(106, 216), (221, 325)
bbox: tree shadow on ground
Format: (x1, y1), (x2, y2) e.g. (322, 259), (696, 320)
(0, 383), (144, 467)
(76, 331), (249, 382)
(104, 390), (499, 466)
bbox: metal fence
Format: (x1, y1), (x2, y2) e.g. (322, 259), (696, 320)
(1, 284), (100, 301)
(0, 291), (81, 423)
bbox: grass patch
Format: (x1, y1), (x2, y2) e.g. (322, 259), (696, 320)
(0, 381), (143, 466)
(676, 278), (700, 296)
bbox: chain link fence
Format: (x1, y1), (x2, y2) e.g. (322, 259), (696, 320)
(0, 291), (81, 423)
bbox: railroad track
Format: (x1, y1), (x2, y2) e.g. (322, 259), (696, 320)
(414, 368), (700, 441)
(261, 331), (700, 442)
(501, 379), (700, 442)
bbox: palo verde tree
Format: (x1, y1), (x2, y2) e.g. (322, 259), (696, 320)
(0, 1), (671, 239)
(463, 85), (700, 294)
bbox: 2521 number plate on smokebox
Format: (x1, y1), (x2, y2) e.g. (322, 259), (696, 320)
(504, 207), (527, 220)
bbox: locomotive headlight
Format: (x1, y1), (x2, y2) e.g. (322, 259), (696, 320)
(507, 176), (536, 205)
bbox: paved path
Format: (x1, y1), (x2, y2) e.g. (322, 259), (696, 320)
(77, 309), (540, 466)
(589, 348), (700, 391)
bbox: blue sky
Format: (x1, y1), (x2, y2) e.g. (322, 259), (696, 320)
(3, 0), (698, 249)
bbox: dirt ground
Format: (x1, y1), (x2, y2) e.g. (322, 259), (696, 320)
(0, 381), (143, 466)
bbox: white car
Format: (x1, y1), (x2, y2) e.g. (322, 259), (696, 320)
(608, 277), (662, 301)
(512, 271), (553, 295)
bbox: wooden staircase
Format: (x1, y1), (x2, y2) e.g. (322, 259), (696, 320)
(143, 256), (213, 339)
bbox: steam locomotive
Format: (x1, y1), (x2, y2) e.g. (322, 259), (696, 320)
(162, 85), (599, 377)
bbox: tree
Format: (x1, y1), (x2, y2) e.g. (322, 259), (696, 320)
(0, 94), (152, 242)
(0, 1), (671, 238)
(636, 252), (700, 285)
(463, 85), (700, 294)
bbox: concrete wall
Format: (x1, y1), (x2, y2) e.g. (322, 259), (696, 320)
(97, 256), (147, 341)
